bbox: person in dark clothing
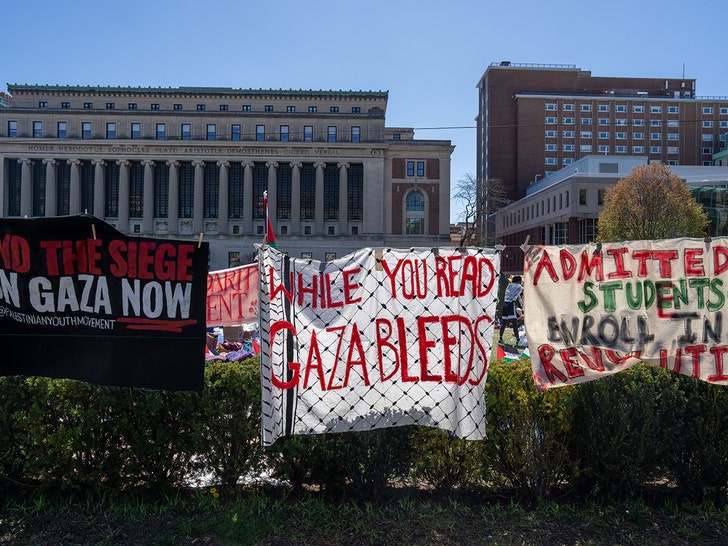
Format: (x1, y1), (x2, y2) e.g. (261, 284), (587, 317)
(499, 275), (523, 343)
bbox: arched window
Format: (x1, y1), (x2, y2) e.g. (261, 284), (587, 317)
(405, 190), (426, 234)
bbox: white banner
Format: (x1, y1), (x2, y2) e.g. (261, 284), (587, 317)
(525, 238), (728, 390)
(258, 246), (500, 446)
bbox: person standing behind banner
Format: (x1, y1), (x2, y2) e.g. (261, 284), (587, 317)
(499, 275), (524, 343)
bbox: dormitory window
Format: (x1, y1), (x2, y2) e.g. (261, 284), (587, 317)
(405, 190), (425, 235)
(33, 121), (42, 138)
(57, 122), (67, 138)
(151, 104), (160, 110)
(128, 103), (137, 110)
(156, 123), (166, 140)
(106, 123), (116, 139)
(703, 107), (714, 115)
(131, 123), (141, 139)
(206, 124), (216, 141)
(8, 120), (18, 137)
(39, 101), (48, 108)
(327, 126), (337, 142)
(231, 124), (241, 141)
(174, 104), (183, 110)
(82, 122), (91, 139)
(351, 126), (360, 142)
(106, 103), (115, 110)
(304, 125), (313, 142)
(181, 123), (191, 140)
(280, 125), (289, 141)
(256, 125), (265, 141)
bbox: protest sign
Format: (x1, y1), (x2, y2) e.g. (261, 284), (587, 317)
(525, 238), (728, 390)
(0, 215), (209, 390)
(258, 246), (499, 446)
(206, 263), (258, 327)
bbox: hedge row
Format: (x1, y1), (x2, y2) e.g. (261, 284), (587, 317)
(1, 357), (727, 502)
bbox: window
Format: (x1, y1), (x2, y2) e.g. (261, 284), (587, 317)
(598, 145), (610, 153)
(84, 102), (92, 109)
(351, 126), (361, 142)
(286, 106), (295, 112)
(633, 119), (644, 126)
(650, 133), (661, 140)
(563, 104), (574, 111)
(562, 131), (574, 138)
(352, 107), (360, 113)
(545, 130), (556, 138)
(151, 103), (160, 110)
(650, 146), (662, 153)
(598, 189), (606, 205)
(581, 104), (592, 112)
(264, 105), (273, 112)
(703, 107), (714, 114)
(243, 105), (251, 112)
(580, 118), (592, 125)
(219, 104), (229, 111)
(8, 120), (18, 137)
(304, 125), (313, 142)
(563, 117), (575, 124)
(37, 101), (47, 108)
(308, 106), (317, 113)
(579, 189), (587, 205)
(702, 134), (713, 141)
(667, 120), (679, 127)
(616, 119), (627, 125)
(106, 122), (116, 139)
(580, 144), (592, 152)
(206, 124), (216, 140)
(301, 251), (313, 259)
(405, 190), (425, 235)
(197, 104), (205, 111)
(82, 122), (91, 139)
(650, 119), (662, 126)
(33, 121), (42, 138)
(545, 103), (556, 111)
(563, 158), (573, 165)
(721, 108), (728, 115)
(279, 125), (289, 141)
(128, 103), (137, 110)
(228, 252), (240, 268)
(703, 121), (714, 128)
(598, 132), (609, 139)
(563, 144), (574, 151)
(407, 161), (415, 177)
(668, 147), (680, 154)
(417, 161), (425, 177)
(325, 252), (337, 261)
(131, 123), (141, 139)
(181, 123), (191, 140)
(633, 105), (644, 113)
(580, 131), (592, 139)
(650, 106), (662, 113)
(616, 105), (627, 112)
(256, 125), (265, 141)
(231, 124), (241, 141)
(545, 117), (557, 124)
(721, 121), (728, 129)
(545, 143), (557, 151)
(57, 122), (67, 138)
(598, 104), (609, 112)
(174, 104), (183, 110)
(330, 106), (339, 113)
(667, 133), (679, 140)
(668, 106), (679, 114)
(615, 145), (627, 153)
(633, 132), (644, 139)
(106, 102), (115, 110)
(616, 132), (626, 139)
(702, 147), (713, 155)
(598, 118), (609, 125)
(61, 102), (70, 109)
(327, 126), (337, 142)
(156, 123), (166, 140)
(633, 146), (644, 153)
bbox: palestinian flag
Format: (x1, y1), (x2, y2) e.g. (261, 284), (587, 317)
(497, 343), (521, 361)
(263, 190), (278, 249)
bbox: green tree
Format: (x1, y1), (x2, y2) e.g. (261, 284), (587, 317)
(597, 162), (708, 242)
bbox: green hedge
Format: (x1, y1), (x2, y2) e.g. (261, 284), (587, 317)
(1, 357), (727, 503)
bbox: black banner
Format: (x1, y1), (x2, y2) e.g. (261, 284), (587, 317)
(0, 215), (209, 390)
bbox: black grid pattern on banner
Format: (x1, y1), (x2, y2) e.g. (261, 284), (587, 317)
(259, 246), (500, 446)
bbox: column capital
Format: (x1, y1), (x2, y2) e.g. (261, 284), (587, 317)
(290, 161), (303, 170)
(42, 158), (57, 166)
(116, 159), (130, 167)
(337, 162), (350, 170)
(91, 159), (106, 167)
(265, 161), (279, 169)
(314, 162), (326, 170)
(192, 160), (205, 168)
(243, 161), (254, 169)
(17, 158), (32, 165)
(141, 159), (155, 167)
(217, 160), (230, 168)
(67, 158), (81, 167)
(166, 160), (180, 168)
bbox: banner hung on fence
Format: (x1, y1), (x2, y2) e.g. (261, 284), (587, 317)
(258, 246), (499, 446)
(0, 215), (209, 390)
(207, 263), (258, 327)
(525, 238), (728, 390)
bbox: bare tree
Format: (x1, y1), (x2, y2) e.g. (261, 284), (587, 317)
(453, 173), (510, 247)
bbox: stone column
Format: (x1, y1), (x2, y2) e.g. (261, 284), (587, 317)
(43, 159), (57, 216)
(142, 160), (155, 233)
(315, 162), (325, 235)
(19, 159), (32, 217)
(266, 162), (278, 230)
(290, 162), (302, 234)
(68, 159), (81, 214)
(117, 159), (130, 232)
(92, 160), (105, 218)
(338, 162), (349, 236)
(167, 160), (179, 234)
(217, 161), (229, 234)
(193, 160), (205, 234)
(243, 161), (253, 234)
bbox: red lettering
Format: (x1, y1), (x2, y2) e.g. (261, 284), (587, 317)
(270, 320), (300, 389)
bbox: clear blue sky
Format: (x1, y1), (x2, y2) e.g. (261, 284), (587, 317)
(3, 0), (723, 222)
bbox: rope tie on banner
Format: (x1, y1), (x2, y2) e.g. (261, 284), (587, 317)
(197, 232), (203, 249)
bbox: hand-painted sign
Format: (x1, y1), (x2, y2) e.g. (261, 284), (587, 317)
(525, 238), (728, 390)
(206, 263), (258, 326)
(0, 215), (209, 390)
(258, 246), (499, 446)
